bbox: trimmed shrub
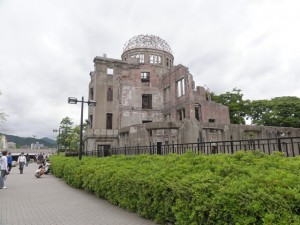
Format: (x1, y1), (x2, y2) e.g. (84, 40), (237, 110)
(51, 151), (300, 224)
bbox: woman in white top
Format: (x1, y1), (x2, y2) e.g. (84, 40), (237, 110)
(0, 151), (9, 189)
(17, 152), (27, 174)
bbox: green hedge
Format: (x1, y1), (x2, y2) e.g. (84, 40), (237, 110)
(50, 151), (300, 225)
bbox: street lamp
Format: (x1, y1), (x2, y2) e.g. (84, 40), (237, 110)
(53, 129), (59, 154)
(32, 135), (37, 150)
(68, 96), (96, 160)
(53, 127), (63, 155)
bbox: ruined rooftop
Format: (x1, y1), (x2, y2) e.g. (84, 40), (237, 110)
(123, 34), (173, 54)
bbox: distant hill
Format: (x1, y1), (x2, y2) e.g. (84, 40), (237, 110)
(0, 133), (57, 148)
(41, 137), (57, 145)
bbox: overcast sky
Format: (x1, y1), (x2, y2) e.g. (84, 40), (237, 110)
(0, 0), (300, 140)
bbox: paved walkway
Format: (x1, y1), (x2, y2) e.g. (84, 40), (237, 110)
(0, 163), (158, 225)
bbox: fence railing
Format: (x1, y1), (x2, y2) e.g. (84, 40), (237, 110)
(86, 136), (300, 158)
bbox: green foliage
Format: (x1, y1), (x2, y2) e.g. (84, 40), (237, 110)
(211, 88), (250, 124)
(65, 125), (80, 150)
(249, 96), (300, 128)
(58, 117), (74, 150)
(51, 152), (300, 224)
(57, 117), (90, 151)
(211, 88), (300, 128)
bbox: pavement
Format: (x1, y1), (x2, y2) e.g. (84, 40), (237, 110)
(0, 162), (158, 225)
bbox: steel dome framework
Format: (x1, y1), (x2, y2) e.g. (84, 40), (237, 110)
(123, 34), (172, 54)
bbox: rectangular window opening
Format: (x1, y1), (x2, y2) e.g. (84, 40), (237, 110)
(158, 56), (162, 64)
(177, 78), (185, 97)
(150, 54), (161, 64)
(141, 72), (150, 82)
(131, 54), (144, 63)
(209, 119), (215, 123)
(90, 88), (94, 100)
(177, 108), (185, 121)
(137, 54), (144, 63)
(106, 113), (113, 129)
(150, 55), (154, 64)
(142, 94), (152, 109)
(195, 104), (200, 121)
(142, 120), (152, 123)
(88, 115), (93, 129)
(107, 68), (113, 75)
(107, 86), (113, 101)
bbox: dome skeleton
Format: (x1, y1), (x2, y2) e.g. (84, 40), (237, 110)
(123, 34), (172, 54)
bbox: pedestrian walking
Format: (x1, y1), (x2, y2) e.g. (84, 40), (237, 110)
(7, 152), (12, 172)
(37, 153), (44, 164)
(0, 151), (9, 189)
(17, 152), (27, 174)
(25, 153), (30, 166)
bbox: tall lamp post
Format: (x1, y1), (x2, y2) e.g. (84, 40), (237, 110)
(68, 96), (96, 160)
(32, 135), (37, 150)
(53, 127), (64, 155)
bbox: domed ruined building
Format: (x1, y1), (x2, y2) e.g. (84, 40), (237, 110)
(84, 35), (300, 155)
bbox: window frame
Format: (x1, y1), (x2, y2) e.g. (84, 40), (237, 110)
(177, 78), (185, 97)
(106, 113), (113, 129)
(107, 68), (113, 75)
(141, 72), (150, 82)
(142, 94), (152, 109)
(107, 86), (113, 101)
(177, 108), (185, 121)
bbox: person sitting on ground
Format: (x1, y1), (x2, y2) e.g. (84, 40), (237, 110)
(44, 159), (51, 175)
(35, 165), (45, 178)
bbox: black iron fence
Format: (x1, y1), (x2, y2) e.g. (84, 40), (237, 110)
(86, 136), (300, 158)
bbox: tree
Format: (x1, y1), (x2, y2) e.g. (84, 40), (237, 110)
(211, 88), (250, 124)
(65, 125), (80, 150)
(56, 118), (87, 152)
(57, 117), (74, 150)
(248, 96), (300, 128)
(211, 87), (300, 128)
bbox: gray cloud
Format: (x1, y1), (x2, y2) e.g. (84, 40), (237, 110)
(0, 0), (300, 139)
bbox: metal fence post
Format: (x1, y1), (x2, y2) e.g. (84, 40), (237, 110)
(277, 138), (282, 152)
(291, 138), (295, 157)
(230, 135), (234, 154)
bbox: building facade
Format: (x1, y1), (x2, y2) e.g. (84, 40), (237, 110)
(84, 35), (300, 153)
